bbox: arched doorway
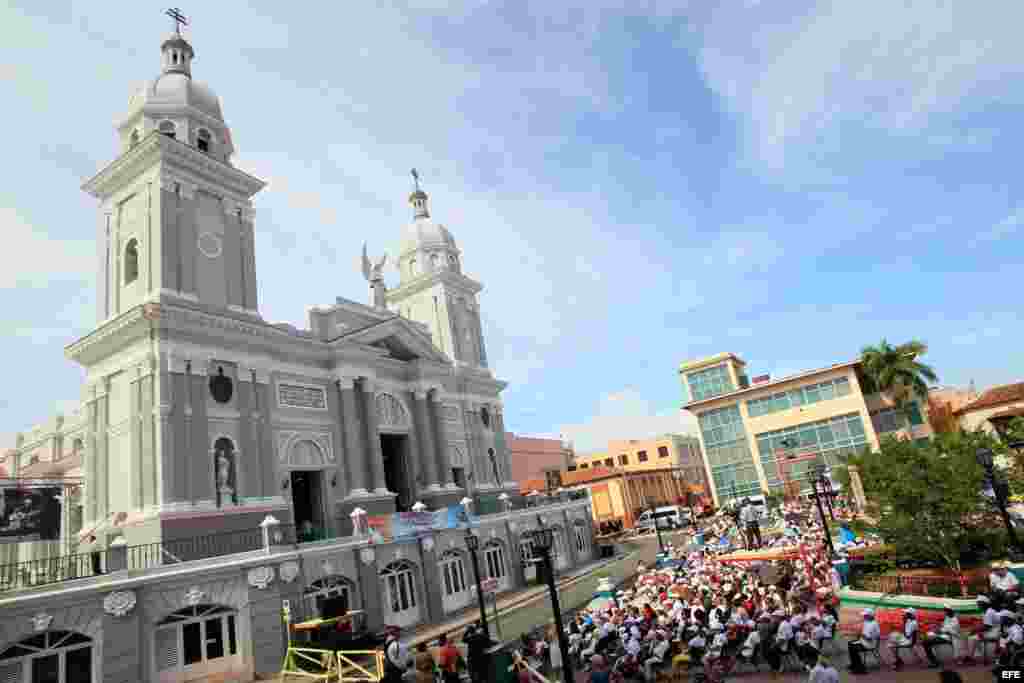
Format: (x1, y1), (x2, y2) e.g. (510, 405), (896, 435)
(519, 536), (537, 583)
(284, 439), (328, 541)
(0, 630), (92, 683)
(154, 604), (242, 683)
(437, 549), (471, 613)
(304, 576), (358, 620)
(380, 561), (421, 629)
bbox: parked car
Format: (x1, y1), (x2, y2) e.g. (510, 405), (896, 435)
(636, 506), (687, 531)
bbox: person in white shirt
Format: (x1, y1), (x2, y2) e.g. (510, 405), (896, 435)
(769, 615), (794, 673)
(964, 595), (1001, 663)
(887, 608), (919, 669)
(847, 609), (881, 675)
(991, 563), (1021, 601)
(808, 653), (840, 683)
(923, 604), (961, 667)
(740, 628), (761, 661)
(644, 631), (671, 682)
(739, 500), (762, 549)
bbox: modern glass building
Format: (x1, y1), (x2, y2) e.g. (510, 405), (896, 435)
(679, 353), (933, 507)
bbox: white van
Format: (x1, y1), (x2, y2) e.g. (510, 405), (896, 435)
(636, 505), (688, 531)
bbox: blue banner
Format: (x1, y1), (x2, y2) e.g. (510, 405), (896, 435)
(388, 505), (478, 540)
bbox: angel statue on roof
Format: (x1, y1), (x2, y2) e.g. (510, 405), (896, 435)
(361, 243), (388, 309)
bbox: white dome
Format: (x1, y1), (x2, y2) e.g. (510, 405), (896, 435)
(399, 218), (457, 257)
(145, 72), (224, 121)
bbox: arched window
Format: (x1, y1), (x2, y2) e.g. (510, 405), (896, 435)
(483, 540), (507, 583)
(574, 520), (589, 555)
(159, 120), (176, 139)
(520, 536), (537, 582)
(0, 630), (92, 683)
(124, 238), (139, 284)
(129, 129), (140, 148)
(155, 604), (240, 678)
(196, 129), (211, 153)
(304, 576), (355, 619)
(409, 258), (417, 277)
(380, 561), (420, 628)
(438, 550), (468, 600)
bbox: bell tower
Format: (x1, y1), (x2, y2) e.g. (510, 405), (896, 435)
(84, 18), (265, 323)
(386, 173), (490, 369)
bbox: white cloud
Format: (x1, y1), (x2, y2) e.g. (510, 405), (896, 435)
(691, 1), (1024, 170)
(0, 207), (93, 289)
(558, 388), (698, 453)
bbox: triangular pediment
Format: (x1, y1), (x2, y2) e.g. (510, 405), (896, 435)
(333, 316), (449, 364)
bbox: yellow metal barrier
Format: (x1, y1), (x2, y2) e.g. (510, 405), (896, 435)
(336, 650), (385, 682)
(280, 647), (339, 681)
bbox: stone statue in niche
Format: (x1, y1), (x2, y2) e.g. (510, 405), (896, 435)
(214, 437), (237, 505)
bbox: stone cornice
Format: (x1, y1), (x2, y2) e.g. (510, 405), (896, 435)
(386, 270), (483, 303)
(64, 306), (152, 367)
(82, 132), (264, 201)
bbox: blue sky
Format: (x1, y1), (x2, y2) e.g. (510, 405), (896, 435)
(1, 1), (1022, 453)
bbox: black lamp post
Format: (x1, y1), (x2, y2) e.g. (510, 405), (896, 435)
(808, 463), (836, 558)
(464, 528), (490, 636)
(527, 526), (574, 683)
(650, 503), (666, 554)
(977, 447), (1023, 557)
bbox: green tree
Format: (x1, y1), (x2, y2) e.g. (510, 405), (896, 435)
(849, 428), (1005, 573)
(860, 339), (939, 424)
(999, 417), (1024, 498)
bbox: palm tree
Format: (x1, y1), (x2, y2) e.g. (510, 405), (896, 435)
(860, 339), (939, 426)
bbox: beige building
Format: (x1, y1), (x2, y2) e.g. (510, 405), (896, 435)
(955, 381), (1024, 436)
(569, 433), (710, 498)
(680, 353), (933, 507)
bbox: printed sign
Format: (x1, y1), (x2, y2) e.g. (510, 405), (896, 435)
(0, 486), (61, 543)
(481, 577), (499, 594)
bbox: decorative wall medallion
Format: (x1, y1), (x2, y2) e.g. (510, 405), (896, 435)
(375, 394), (409, 428)
(279, 561), (300, 584)
(30, 613), (53, 632)
(447, 538), (456, 549)
(489, 529), (497, 539)
(103, 590), (137, 617)
(184, 586), (206, 607)
(422, 537), (435, 552)
(248, 566), (274, 590)
(508, 521), (518, 533)
(394, 547), (404, 560)
(359, 547), (376, 566)
(197, 231), (223, 258)
(321, 559), (334, 576)
(278, 383), (327, 410)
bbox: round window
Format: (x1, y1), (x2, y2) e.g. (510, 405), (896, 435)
(480, 407), (491, 428)
(209, 367), (233, 404)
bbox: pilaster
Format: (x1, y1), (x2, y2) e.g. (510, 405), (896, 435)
(361, 380), (389, 495)
(428, 390), (452, 489)
(412, 390), (440, 491)
(338, 376), (369, 497)
(419, 535), (444, 623)
(355, 547), (383, 633)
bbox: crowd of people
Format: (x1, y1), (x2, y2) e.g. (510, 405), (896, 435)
(383, 496), (1021, 683)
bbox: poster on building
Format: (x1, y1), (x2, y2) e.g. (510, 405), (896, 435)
(0, 486), (61, 543)
(367, 505), (479, 543)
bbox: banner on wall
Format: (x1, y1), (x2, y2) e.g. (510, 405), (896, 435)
(0, 486), (62, 543)
(367, 505), (479, 542)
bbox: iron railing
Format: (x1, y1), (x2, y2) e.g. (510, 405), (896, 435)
(0, 526), (266, 593)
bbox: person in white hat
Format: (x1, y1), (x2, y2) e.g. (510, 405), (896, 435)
(964, 595), (1000, 663)
(923, 604), (962, 667)
(887, 608), (919, 669)
(846, 609), (880, 675)
(992, 562), (1021, 602)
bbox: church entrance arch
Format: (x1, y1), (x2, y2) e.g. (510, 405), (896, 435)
(283, 439), (329, 541)
(375, 393), (413, 512)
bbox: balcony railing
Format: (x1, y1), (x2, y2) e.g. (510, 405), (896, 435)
(0, 496), (590, 595)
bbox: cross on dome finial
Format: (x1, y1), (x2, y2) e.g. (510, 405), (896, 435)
(408, 168), (429, 219)
(166, 7), (188, 35)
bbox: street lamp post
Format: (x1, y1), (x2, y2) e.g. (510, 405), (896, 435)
(464, 528), (490, 636)
(809, 463), (836, 558)
(649, 503), (666, 554)
(977, 447), (1023, 557)
(527, 526), (574, 683)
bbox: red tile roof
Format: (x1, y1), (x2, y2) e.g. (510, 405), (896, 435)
(957, 381), (1024, 414)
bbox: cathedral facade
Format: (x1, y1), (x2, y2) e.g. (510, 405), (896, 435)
(26, 26), (517, 552)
